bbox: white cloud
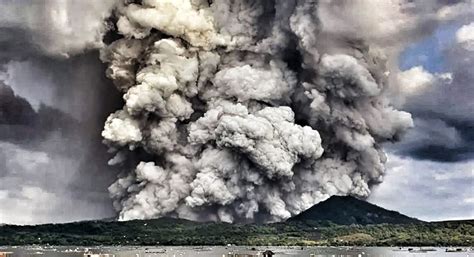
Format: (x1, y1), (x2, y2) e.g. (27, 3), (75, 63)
(456, 22), (474, 51)
(464, 197), (474, 204)
(396, 66), (453, 101)
(397, 66), (435, 95)
(0, 190), (8, 200)
(370, 154), (474, 221)
(434, 168), (474, 181)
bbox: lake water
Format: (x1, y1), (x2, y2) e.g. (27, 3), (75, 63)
(1, 246), (472, 257)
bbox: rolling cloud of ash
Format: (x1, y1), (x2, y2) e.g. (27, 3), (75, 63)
(98, 0), (471, 223)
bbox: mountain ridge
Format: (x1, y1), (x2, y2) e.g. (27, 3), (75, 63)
(288, 195), (423, 225)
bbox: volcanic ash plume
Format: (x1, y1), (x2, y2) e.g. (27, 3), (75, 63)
(101, 0), (413, 223)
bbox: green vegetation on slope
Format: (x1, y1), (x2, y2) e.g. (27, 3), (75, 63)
(288, 195), (422, 225)
(0, 218), (472, 246)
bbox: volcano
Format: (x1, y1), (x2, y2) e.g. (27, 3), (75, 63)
(287, 195), (422, 225)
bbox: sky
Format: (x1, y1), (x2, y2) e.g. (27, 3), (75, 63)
(0, 0), (473, 224)
(369, 22), (474, 221)
(0, 0), (120, 224)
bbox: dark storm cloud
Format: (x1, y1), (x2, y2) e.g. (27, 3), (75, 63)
(0, 82), (78, 144)
(0, 35), (123, 225)
(0, 83), (36, 126)
(0, 27), (42, 62)
(0, 0), (121, 224)
(0, 64), (122, 224)
(0, 79), (121, 224)
(391, 117), (474, 162)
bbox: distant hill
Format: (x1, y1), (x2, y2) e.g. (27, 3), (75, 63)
(288, 195), (423, 225)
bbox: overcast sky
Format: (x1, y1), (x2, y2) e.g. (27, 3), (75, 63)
(0, 0), (120, 224)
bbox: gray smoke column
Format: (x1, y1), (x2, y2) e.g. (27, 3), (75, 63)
(101, 0), (413, 223)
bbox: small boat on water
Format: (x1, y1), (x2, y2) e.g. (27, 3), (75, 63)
(144, 248), (166, 253)
(408, 247), (436, 253)
(193, 246), (213, 251)
(420, 248), (436, 252)
(63, 248), (82, 253)
(224, 249), (275, 257)
(392, 247), (408, 251)
(446, 248), (466, 252)
(83, 252), (115, 257)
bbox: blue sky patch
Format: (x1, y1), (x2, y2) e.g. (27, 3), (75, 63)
(399, 23), (460, 73)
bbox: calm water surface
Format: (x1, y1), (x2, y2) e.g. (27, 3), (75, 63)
(1, 246), (472, 257)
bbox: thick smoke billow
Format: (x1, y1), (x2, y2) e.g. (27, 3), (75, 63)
(100, 0), (416, 223)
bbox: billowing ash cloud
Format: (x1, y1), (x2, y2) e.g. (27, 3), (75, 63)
(99, 0), (415, 223)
